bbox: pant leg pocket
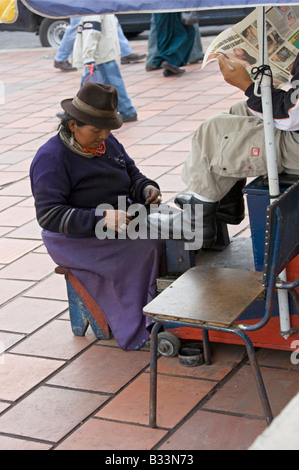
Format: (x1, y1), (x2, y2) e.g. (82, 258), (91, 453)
(211, 122), (269, 177)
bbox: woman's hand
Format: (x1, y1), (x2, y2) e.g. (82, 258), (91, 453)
(104, 210), (132, 232)
(218, 55), (253, 92)
(143, 185), (162, 205)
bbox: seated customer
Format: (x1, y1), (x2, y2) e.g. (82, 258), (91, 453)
(30, 82), (165, 351)
(148, 53), (299, 247)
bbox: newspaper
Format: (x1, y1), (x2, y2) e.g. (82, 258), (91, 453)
(202, 5), (299, 87)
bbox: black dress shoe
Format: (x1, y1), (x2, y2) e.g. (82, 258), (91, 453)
(175, 180), (246, 226)
(217, 179), (246, 225)
(148, 197), (218, 249)
(174, 193), (193, 209)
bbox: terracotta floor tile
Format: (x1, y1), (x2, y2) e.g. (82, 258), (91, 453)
(0, 143), (24, 156)
(5, 219), (42, 239)
(0, 226), (15, 237)
(126, 144), (167, 159)
(155, 174), (187, 192)
(141, 131), (191, 146)
(0, 331), (25, 351)
(0, 279), (33, 305)
(0, 178), (32, 196)
(118, 125), (163, 141)
(0, 171), (27, 186)
(0, 206), (35, 226)
(11, 319), (95, 359)
(156, 343), (246, 381)
(170, 164), (184, 174)
(3, 157), (33, 173)
(137, 165), (173, 180)
(141, 88), (174, 99)
(135, 110), (160, 121)
(0, 133), (43, 146)
(0, 129), (19, 139)
(140, 100), (181, 112)
(168, 137), (193, 152)
(96, 372), (216, 428)
(0, 403), (10, 413)
(159, 410), (266, 450)
(0, 196), (24, 211)
(0, 386), (108, 442)
(0, 252), (55, 280)
(204, 364), (299, 418)
(24, 272), (68, 300)
(0, 144), (17, 154)
(142, 150), (187, 166)
(0, 238), (41, 264)
(256, 348), (299, 370)
(0, 436), (51, 450)
(5, 117), (50, 129)
(167, 120), (201, 133)
(48, 344), (151, 393)
(0, 296), (67, 334)
(14, 195), (34, 207)
(138, 115), (183, 127)
(56, 418), (167, 450)
(0, 354), (64, 401)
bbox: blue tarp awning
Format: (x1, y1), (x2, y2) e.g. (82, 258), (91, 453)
(19, 1), (299, 18)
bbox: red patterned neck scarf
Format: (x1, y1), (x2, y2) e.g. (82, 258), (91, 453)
(81, 141), (106, 156)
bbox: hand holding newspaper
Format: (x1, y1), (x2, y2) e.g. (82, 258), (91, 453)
(202, 5), (299, 87)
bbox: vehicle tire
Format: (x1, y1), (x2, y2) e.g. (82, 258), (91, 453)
(39, 18), (70, 48)
(157, 331), (181, 357)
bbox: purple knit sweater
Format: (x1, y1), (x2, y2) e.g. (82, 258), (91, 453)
(30, 133), (159, 236)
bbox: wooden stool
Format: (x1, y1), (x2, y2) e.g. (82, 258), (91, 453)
(55, 266), (111, 340)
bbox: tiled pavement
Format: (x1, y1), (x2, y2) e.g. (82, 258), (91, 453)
(0, 37), (298, 451)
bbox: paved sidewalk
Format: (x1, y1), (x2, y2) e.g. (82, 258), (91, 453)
(0, 39), (298, 451)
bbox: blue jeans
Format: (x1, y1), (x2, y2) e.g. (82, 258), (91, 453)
(55, 17), (81, 62)
(55, 17), (133, 62)
(81, 60), (136, 117)
(117, 20), (133, 58)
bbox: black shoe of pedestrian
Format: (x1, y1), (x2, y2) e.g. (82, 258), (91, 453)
(163, 69), (185, 77)
(161, 61), (185, 75)
(54, 60), (77, 72)
(120, 113), (138, 123)
(121, 53), (146, 64)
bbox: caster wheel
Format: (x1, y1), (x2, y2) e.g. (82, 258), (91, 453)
(157, 331), (181, 357)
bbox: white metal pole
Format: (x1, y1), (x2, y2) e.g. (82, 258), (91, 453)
(256, 7), (291, 339)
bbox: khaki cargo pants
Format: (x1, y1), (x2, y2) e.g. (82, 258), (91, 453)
(182, 100), (299, 200)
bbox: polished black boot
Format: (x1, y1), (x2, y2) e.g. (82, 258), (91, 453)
(148, 196), (219, 248)
(216, 179), (246, 225)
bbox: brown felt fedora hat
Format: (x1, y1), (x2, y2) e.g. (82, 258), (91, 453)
(61, 82), (123, 130)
